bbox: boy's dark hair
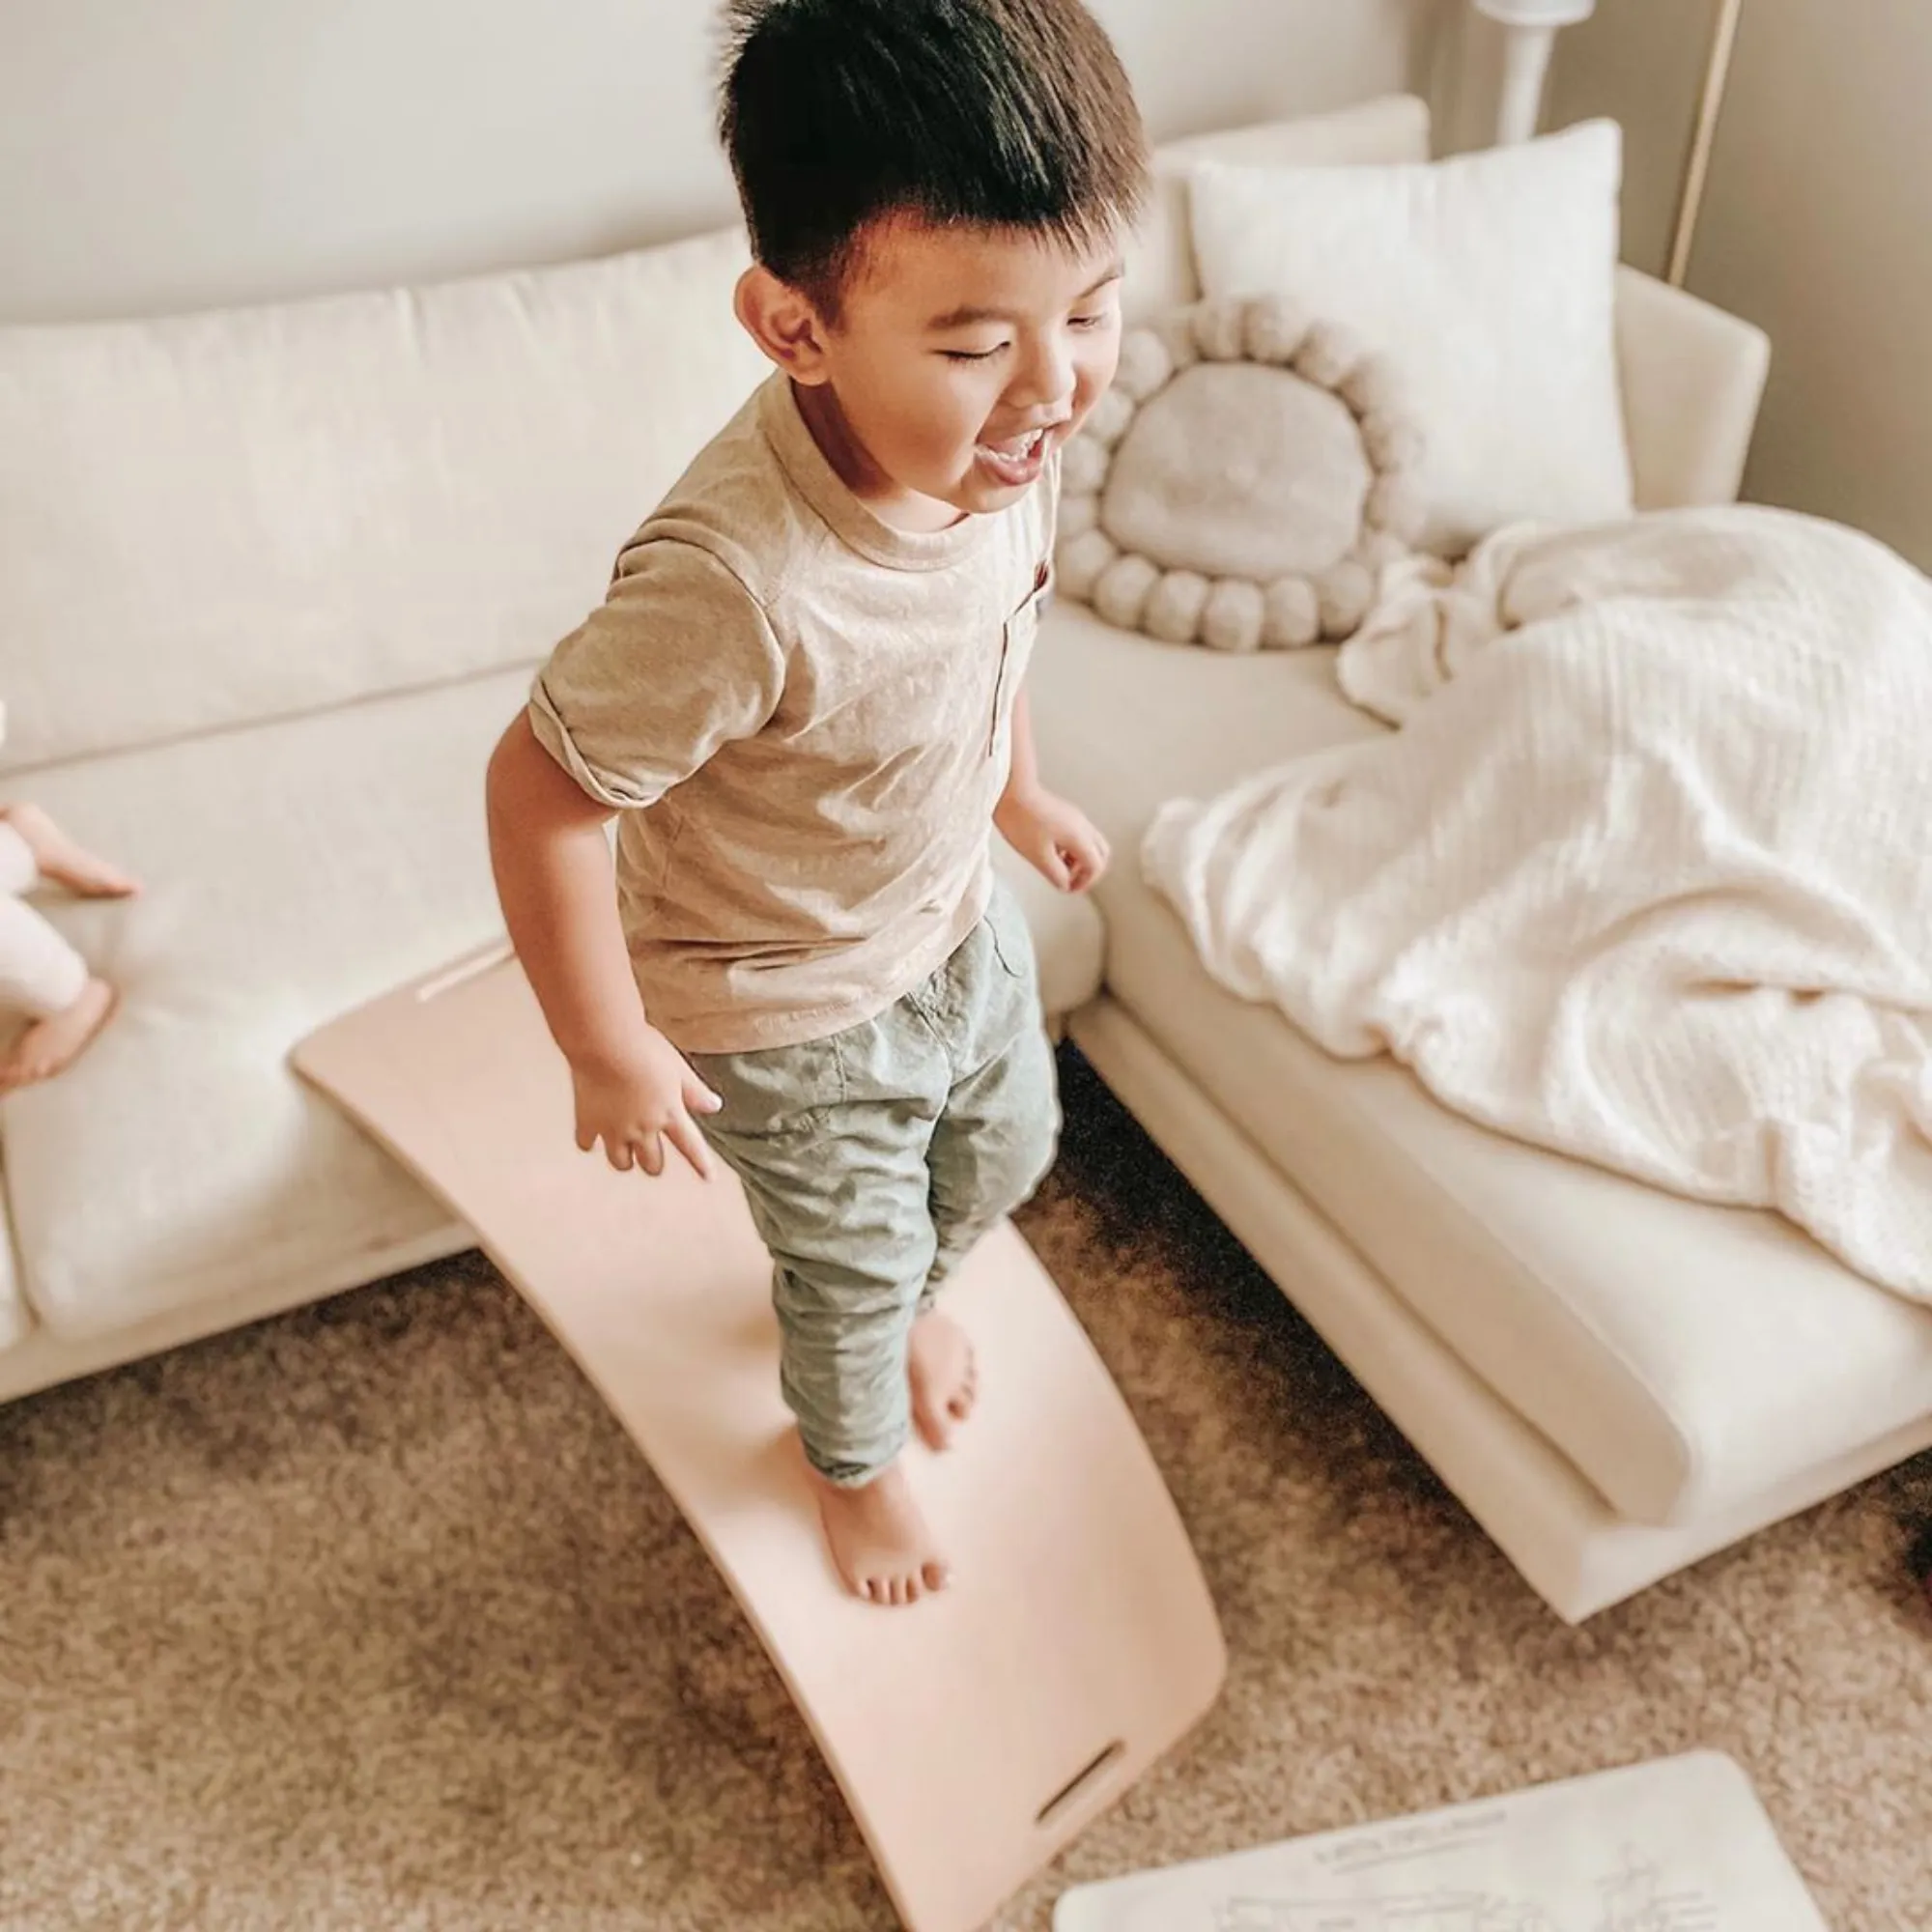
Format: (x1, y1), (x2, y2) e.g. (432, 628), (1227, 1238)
(720, 0), (1149, 314)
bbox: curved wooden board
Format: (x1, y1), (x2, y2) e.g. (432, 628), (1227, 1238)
(294, 946), (1226, 1932)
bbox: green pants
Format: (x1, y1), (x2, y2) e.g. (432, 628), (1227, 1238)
(690, 880), (1060, 1485)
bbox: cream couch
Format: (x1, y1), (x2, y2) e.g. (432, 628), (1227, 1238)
(12, 96), (1918, 1623)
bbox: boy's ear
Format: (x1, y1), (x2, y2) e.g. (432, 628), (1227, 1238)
(733, 266), (834, 383)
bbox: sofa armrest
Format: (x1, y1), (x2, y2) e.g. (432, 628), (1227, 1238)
(1615, 265), (1771, 511)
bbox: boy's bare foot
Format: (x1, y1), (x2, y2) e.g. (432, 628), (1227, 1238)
(810, 1460), (952, 1606)
(908, 1309), (978, 1451)
(1, 803), (140, 898)
(0, 978), (118, 1091)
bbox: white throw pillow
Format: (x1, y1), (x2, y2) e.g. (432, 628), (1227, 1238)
(1187, 120), (1632, 556)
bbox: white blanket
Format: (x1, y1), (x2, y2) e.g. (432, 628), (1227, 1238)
(1144, 507), (1932, 1301)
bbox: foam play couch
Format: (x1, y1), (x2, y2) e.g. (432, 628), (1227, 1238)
(10, 95), (1922, 1622)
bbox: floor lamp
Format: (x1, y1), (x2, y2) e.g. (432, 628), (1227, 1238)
(1473, 0), (1747, 290)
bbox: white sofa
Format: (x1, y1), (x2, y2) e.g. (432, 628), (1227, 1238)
(10, 95), (1921, 1623)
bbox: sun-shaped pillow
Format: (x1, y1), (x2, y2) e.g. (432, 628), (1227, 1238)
(1055, 296), (1427, 651)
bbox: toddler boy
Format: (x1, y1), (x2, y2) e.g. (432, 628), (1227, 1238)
(486, 0), (1147, 1605)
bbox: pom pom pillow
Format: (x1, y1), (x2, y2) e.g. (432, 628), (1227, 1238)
(1055, 295), (1429, 651)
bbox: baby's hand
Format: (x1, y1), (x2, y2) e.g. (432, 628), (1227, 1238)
(995, 784), (1112, 894)
(570, 1027), (723, 1179)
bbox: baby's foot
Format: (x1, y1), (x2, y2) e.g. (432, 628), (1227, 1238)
(0, 978), (118, 1090)
(810, 1460), (952, 1606)
(908, 1309), (978, 1451)
(1, 803), (139, 898)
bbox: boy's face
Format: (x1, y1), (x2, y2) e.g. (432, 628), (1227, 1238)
(748, 218), (1125, 526)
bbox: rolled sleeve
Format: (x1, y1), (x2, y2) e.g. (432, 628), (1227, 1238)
(527, 539), (784, 810)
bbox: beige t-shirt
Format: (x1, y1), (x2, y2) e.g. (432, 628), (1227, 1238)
(528, 374), (1057, 1054)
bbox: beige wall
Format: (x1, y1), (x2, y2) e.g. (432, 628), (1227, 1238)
(0, 0), (1441, 326)
(1547, 0), (1932, 568)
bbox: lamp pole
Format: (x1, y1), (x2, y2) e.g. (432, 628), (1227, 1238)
(1666, 0), (1747, 287)
(1471, 0), (1599, 147)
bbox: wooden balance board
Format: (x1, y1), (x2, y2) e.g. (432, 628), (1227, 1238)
(294, 945), (1226, 1932)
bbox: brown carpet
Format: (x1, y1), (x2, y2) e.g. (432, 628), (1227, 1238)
(2, 1052), (1928, 1931)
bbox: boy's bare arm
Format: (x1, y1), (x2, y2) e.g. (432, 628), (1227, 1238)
(993, 685), (1111, 893)
(486, 713), (646, 1069)
(485, 714), (720, 1177)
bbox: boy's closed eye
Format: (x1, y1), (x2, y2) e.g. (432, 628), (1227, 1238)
(927, 264), (1124, 364)
(939, 313), (1117, 363)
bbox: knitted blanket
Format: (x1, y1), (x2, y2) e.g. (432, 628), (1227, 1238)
(1145, 507), (1932, 1299)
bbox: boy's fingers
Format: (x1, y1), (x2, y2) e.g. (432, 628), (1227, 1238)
(606, 1137), (634, 1172)
(667, 1116), (714, 1180)
(635, 1133), (666, 1179)
(685, 1077), (724, 1114)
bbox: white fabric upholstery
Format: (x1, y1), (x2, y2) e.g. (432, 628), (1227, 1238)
(0, 226), (764, 774)
(1615, 267), (1772, 513)
(2, 668), (1101, 1337)
(1029, 600), (1932, 1525)
(0, 1224), (470, 1407)
(1187, 123), (1634, 555)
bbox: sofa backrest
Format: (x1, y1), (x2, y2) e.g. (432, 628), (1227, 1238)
(0, 96), (1432, 777)
(0, 226), (762, 775)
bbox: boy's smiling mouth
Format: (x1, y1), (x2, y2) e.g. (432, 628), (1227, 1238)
(973, 419), (1066, 489)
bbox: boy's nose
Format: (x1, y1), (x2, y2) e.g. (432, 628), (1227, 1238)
(1007, 334), (1076, 414)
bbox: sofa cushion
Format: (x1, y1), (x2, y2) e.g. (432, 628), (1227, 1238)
(0, 226), (765, 775)
(1, 672), (526, 1335)
(2, 672), (1100, 1337)
(1028, 601), (1932, 1525)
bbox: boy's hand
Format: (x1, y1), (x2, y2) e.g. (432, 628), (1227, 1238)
(571, 1027), (723, 1179)
(995, 783), (1111, 894)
